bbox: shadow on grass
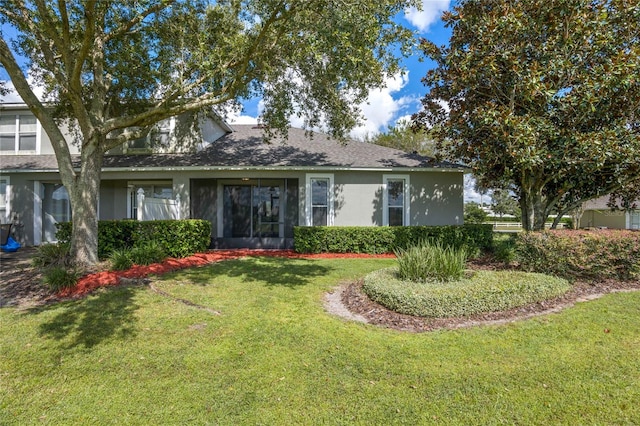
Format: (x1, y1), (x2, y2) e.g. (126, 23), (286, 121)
(170, 256), (333, 288)
(30, 286), (140, 350)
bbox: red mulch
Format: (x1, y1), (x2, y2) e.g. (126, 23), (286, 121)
(57, 250), (396, 299)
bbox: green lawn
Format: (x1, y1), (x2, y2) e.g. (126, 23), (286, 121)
(1, 257), (639, 424)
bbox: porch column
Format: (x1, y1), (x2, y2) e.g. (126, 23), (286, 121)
(173, 176), (190, 219)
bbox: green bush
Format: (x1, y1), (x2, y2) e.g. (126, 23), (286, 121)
(42, 266), (79, 292)
(515, 230), (640, 281)
(294, 225), (493, 256)
(32, 243), (70, 268)
(464, 204), (488, 224)
(363, 268), (570, 318)
(132, 220), (211, 258)
(129, 241), (167, 266)
(109, 249), (133, 271)
(57, 219), (211, 260)
(492, 233), (517, 263)
(395, 241), (467, 283)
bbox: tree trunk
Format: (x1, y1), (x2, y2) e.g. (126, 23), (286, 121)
(69, 139), (104, 267)
(519, 181), (548, 231)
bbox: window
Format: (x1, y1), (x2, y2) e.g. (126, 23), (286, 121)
(383, 175), (410, 226)
(125, 119), (173, 152)
(305, 174), (334, 226)
(0, 114), (38, 153)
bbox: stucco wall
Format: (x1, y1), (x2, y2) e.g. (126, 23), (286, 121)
(581, 210), (627, 229)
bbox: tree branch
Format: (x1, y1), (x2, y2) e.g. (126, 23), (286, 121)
(0, 37), (76, 183)
(102, 0), (176, 44)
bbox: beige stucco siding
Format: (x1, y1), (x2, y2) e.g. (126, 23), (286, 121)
(411, 171), (464, 226)
(581, 210), (627, 229)
(332, 171), (382, 226)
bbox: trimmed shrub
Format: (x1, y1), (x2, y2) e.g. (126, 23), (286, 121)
(516, 230), (640, 281)
(42, 266), (79, 292)
(363, 268), (570, 318)
(294, 225), (493, 256)
(132, 220), (211, 258)
(395, 241), (467, 283)
(56, 219), (211, 259)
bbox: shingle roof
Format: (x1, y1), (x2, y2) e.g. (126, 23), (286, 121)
(1, 125), (464, 172)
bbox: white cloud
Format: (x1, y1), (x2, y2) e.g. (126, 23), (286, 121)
(227, 73), (416, 140)
(464, 174), (493, 205)
(0, 77), (48, 103)
(349, 72), (416, 139)
(405, 0), (451, 32)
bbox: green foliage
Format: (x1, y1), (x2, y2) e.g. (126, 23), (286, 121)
(360, 119), (438, 157)
(363, 268), (570, 318)
(293, 225), (493, 256)
(108, 249), (133, 271)
(516, 230), (640, 281)
(129, 241), (167, 266)
(464, 203), (488, 224)
(42, 266), (79, 292)
(31, 243), (70, 268)
(491, 189), (519, 218)
(492, 233), (517, 264)
(57, 220), (211, 260)
(1, 0), (418, 266)
(415, 0), (640, 231)
(395, 241), (467, 283)
(132, 220), (211, 258)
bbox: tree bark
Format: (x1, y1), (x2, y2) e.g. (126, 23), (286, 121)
(68, 137), (104, 267)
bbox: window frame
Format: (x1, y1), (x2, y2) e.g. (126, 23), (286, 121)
(0, 114), (40, 154)
(305, 173), (334, 226)
(382, 174), (410, 226)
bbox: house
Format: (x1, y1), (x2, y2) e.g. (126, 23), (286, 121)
(0, 103), (465, 249)
(581, 196), (640, 230)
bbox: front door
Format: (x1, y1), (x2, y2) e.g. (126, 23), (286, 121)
(222, 181), (282, 238)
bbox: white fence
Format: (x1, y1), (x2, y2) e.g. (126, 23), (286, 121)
(136, 188), (181, 221)
(491, 222), (565, 231)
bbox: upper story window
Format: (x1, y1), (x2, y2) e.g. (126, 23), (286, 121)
(125, 119), (173, 152)
(0, 114), (39, 153)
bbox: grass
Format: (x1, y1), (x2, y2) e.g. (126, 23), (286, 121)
(1, 256), (639, 424)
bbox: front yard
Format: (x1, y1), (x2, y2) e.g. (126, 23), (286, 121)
(1, 256), (639, 424)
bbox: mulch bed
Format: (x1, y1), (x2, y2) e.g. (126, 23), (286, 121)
(2, 249), (638, 332)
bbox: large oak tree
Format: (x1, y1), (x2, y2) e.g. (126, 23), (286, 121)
(1, 0), (417, 265)
(413, 0), (640, 230)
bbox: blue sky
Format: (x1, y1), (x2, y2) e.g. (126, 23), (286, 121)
(230, 1), (455, 138)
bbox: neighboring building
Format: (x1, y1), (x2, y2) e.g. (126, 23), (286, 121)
(581, 196), (640, 230)
(0, 103), (465, 248)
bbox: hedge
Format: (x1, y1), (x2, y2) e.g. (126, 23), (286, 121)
(363, 267), (570, 318)
(56, 219), (211, 259)
(293, 224), (493, 256)
(515, 230), (640, 281)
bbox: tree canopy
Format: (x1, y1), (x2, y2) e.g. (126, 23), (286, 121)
(1, 0), (417, 265)
(361, 119), (438, 157)
(413, 0), (640, 230)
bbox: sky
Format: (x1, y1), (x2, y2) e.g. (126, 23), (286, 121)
(228, 1), (455, 139)
(1, 1), (486, 202)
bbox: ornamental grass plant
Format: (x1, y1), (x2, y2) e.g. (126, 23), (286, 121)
(395, 240), (468, 283)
